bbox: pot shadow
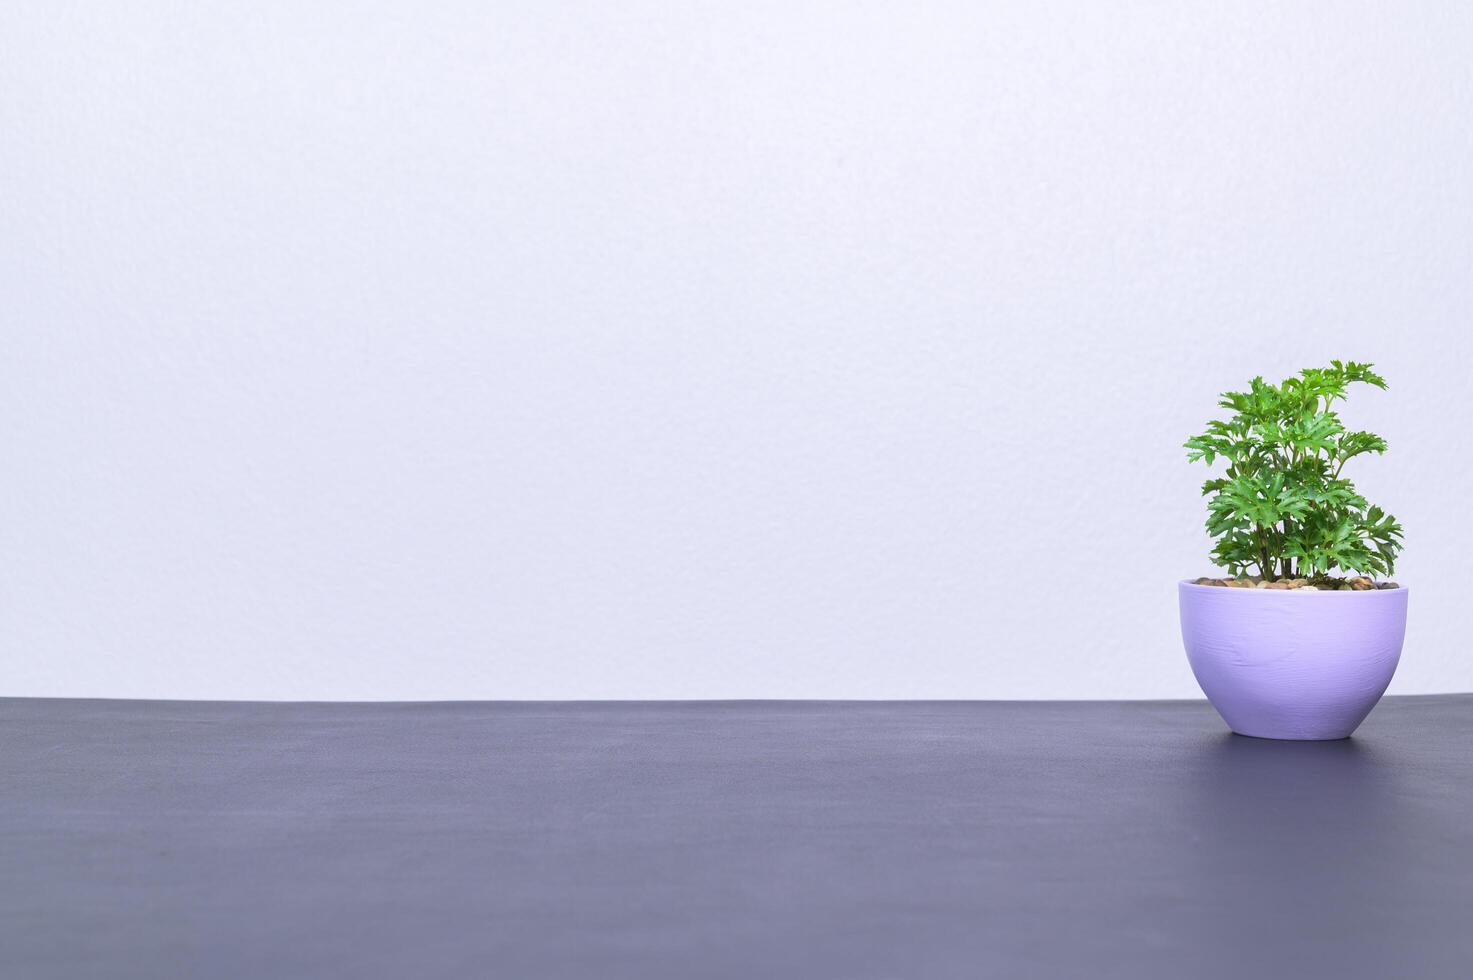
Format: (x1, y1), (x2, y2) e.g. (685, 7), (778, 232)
(1166, 731), (1431, 979)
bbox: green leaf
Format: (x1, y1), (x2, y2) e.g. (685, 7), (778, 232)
(1186, 361), (1402, 577)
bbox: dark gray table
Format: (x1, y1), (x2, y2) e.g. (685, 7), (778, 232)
(3, 696), (1471, 979)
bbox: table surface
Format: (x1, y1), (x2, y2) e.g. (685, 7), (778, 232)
(3, 695), (1471, 980)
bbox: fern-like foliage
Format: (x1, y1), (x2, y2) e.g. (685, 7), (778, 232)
(1184, 361), (1403, 580)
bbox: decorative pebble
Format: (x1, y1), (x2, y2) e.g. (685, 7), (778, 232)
(1192, 577), (1401, 591)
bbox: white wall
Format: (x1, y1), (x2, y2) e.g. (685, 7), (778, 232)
(4, 2), (1471, 700)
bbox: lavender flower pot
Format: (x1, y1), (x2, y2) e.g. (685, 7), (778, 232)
(1178, 582), (1409, 740)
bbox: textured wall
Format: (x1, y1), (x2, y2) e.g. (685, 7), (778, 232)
(4, 2), (1471, 699)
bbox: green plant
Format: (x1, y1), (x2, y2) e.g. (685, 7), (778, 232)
(1184, 360), (1403, 581)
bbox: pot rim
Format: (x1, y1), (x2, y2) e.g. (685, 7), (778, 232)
(1179, 579), (1407, 594)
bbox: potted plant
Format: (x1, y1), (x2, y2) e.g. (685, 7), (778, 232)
(1179, 361), (1408, 740)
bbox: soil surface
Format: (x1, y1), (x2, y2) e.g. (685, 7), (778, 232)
(1192, 576), (1399, 591)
